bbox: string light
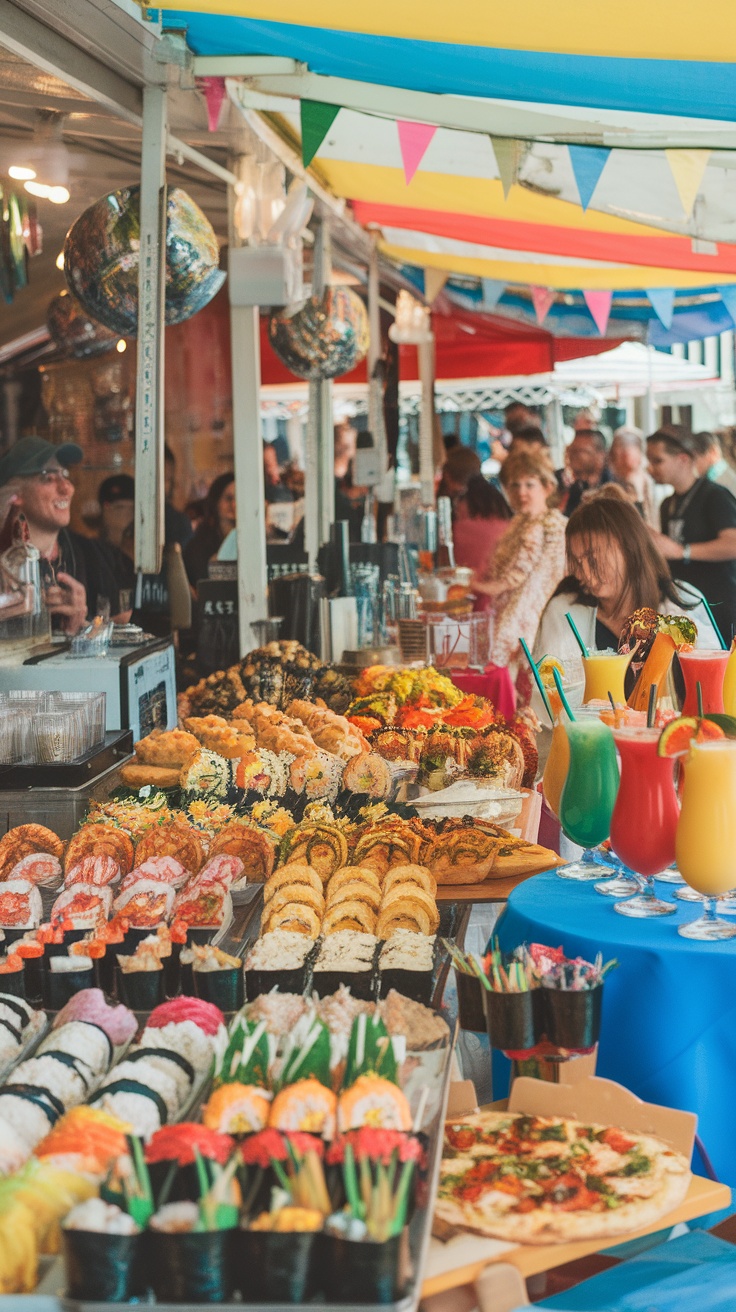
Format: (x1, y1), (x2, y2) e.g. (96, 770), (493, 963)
(55, 252), (65, 271)
(9, 165), (36, 181)
(116, 340), (127, 353)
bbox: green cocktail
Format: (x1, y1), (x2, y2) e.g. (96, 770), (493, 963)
(557, 717), (620, 880)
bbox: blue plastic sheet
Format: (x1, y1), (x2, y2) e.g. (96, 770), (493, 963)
(530, 1230), (736, 1310)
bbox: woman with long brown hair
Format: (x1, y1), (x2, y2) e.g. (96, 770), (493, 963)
(532, 487), (721, 691)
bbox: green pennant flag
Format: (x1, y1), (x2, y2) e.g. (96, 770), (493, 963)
(301, 100), (340, 167)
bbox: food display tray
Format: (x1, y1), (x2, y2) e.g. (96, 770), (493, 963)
(32, 1030), (456, 1312)
(0, 732), (133, 790)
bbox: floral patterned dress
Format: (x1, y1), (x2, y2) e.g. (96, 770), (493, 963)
(481, 509), (568, 684)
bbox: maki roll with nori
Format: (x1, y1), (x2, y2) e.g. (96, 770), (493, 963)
(244, 929), (314, 998)
(145, 1123), (234, 1205)
(90, 1078), (170, 1141)
(147, 1201), (237, 1303)
(63, 1199), (143, 1302)
(43, 955), (95, 1010)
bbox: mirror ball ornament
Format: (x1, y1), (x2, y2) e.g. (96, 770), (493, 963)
(63, 186), (226, 336)
(268, 286), (369, 380)
(46, 289), (118, 358)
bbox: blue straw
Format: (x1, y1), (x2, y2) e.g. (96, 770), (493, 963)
(552, 667), (575, 721)
(700, 597), (727, 649)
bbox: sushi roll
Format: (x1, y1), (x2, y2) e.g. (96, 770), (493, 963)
(336, 1075), (412, 1132)
(202, 1082), (271, 1135)
(268, 1077), (337, 1138)
(172, 885), (231, 933)
(50, 885), (112, 930)
(138, 1023), (214, 1077)
(0, 1088), (60, 1149)
(0, 952), (25, 999)
(64, 855), (121, 888)
(90, 1080), (169, 1141)
(0, 880), (42, 931)
(0, 1115), (33, 1173)
(124, 1046), (195, 1104)
(289, 750), (344, 803)
(186, 854), (245, 894)
(148, 995), (225, 1036)
(100, 1059), (180, 1121)
(119, 856), (189, 891)
(113, 880), (175, 927)
(6, 853), (63, 887)
(179, 749), (233, 799)
(7, 1053), (91, 1107)
(53, 989), (137, 1047)
(43, 956), (95, 1011)
(43, 1020), (113, 1073)
(342, 752), (395, 801)
(35, 1105), (131, 1176)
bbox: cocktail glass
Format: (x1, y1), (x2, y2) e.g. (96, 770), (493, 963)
(654, 864), (685, 885)
(557, 717), (619, 880)
(609, 727), (678, 917)
(582, 651), (631, 706)
(676, 739), (736, 939)
(678, 648), (729, 716)
(542, 716), (570, 819)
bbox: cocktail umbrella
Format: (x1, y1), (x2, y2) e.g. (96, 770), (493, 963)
(63, 186), (225, 335)
(268, 286), (369, 379)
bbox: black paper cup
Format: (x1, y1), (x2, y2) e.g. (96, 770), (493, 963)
(455, 970), (487, 1031)
(43, 961), (95, 1010)
(244, 965), (309, 1000)
(236, 1227), (318, 1302)
(378, 967), (432, 1005)
(0, 963), (25, 1000)
(484, 989), (539, 1053)
(18, 955), (42, 1004)
(193, 965), (244, 1012)
(542, 984), (603, 1052)
(164, 942), (181, 997)
(63, 1228), (143, 1302)
(320, 1230), (406, 1304)
(116, 964), (165, 1011)
(146, 1228), (236, 1304)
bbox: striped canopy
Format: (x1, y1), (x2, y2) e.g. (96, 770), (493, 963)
(159, 5), (736, 338)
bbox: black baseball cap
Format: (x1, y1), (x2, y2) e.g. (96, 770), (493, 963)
(99, 474), (134, 504)
(0, 436), (83, 487)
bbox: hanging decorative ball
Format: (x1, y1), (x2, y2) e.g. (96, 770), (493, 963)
(63, 186), (226, 336)
(46, 289), (118, 357)
(268, 286), (369, 380)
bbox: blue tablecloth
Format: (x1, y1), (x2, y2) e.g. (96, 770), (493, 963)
(495, 872), (736, 1186)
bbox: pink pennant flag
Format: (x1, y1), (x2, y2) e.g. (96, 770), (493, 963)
(202, 77), (227, 133)
(397, 120), (437, 184)
(531, 286), (555, 326)
(583, 289), (613, 336)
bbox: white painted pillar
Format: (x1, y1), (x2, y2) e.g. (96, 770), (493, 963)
(305, 215), (334, 564)
(134, 83), (167, 575)
(418, 335), (436, 505)
(229, 156), (268, 656)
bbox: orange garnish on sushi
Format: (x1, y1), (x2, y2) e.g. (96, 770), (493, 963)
(269, 1078), (337, 1137)
(203, 1083), (272, 1135)
(337, 1075), (412, 1132)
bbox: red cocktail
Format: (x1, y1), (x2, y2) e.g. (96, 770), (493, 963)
(609, 727), (679, 917)
(679, 649), (729, 716)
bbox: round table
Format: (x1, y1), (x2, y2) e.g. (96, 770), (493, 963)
(495, 871), (736, 1187)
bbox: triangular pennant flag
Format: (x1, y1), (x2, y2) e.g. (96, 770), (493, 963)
(423, 268), (448, 304)
(647, 288), (676, 330)
(201, 77), (227, 133)
(531, 286), (555, 326)
(397, 120), (437, 184)
(665, 149), (711, 218)
(568, 145), (611, 212)
(583, 289), (613, 336)
(481, 279), (506, 310)
(718, 285), (736, 328)
(490, 137), (525, 199)
(300, 100), (340, 168)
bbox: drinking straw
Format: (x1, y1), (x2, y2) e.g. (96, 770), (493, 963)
(552, 667), (575, 721)
(697, 681), (704, 718)
(519, 635), (554, 724)
(700, 597), (727, 649)
(647, 683), (657, 728)
(607, 692), (616, 713)
(565, 611), (589, 659)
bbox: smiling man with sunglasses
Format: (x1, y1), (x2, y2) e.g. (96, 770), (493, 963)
(0, 436), (134, 635)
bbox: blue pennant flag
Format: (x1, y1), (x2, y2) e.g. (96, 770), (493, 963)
(568, 145), (612, 211)
(647, 287), (676, 330)
(718, 285), (736, 328)
(481, 279), (506, 310)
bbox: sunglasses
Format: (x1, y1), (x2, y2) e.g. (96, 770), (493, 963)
(26, 467), (72, 484)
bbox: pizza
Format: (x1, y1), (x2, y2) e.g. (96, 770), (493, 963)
(436, 1111), (690, 1244)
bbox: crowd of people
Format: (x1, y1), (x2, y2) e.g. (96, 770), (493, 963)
(0, 411), (734, 705)
(443, 409), (736, 698)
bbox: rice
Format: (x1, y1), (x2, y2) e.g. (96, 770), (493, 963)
(64, 1198), (140, 1235)
(245, 931), (312, 972)
(92, 1089), (162, 1142)
(242, 992), (308, 1036)
(0, 1116), (31, 1174)
(379, 930), (435, 971)
(8, 1056), (89, 1107)
(138, 1022), (213, 1075)
(103, 1061), (180, 1120)
(0, 992), (33, 1025)
(0, 1093), (54, 1148)
(41, 1021), (112, 1073)
(314, 931), (377, 972)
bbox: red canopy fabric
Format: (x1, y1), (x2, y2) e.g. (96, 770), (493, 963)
(259, 308), (622, 385)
